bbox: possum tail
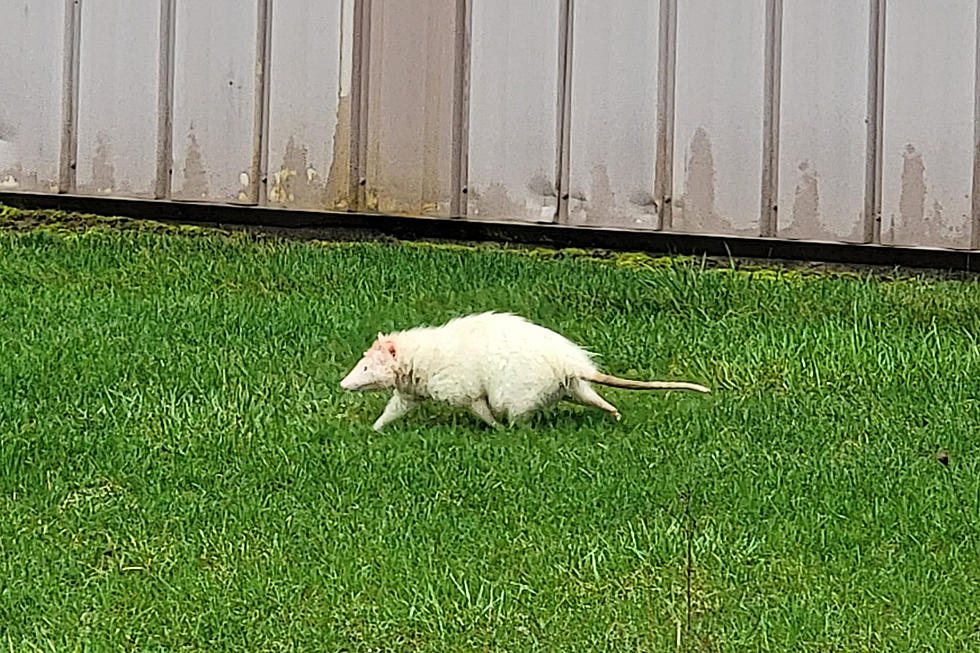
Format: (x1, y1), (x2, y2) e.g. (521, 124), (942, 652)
(589, 373), (710, 393)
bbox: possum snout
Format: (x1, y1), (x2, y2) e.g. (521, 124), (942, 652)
(339, 370), (359, 391)
(340, 362), (373, 391)
(340, 340), (400, 392)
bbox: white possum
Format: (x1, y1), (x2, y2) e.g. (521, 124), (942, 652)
(339, 312), (710, 431)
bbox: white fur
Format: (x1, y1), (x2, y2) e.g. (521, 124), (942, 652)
(340, 312), (678, 430)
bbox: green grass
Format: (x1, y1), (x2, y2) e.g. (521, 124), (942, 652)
(1, 211), (979, 651)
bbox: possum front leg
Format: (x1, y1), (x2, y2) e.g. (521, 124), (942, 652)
(468, 397), (501, 428)
(373, 391), (418, 431)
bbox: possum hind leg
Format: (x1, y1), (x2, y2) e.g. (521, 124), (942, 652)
(469, 397), (501, 428)
(567, 379), (621, 420)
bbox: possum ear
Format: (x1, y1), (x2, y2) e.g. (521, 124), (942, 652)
(376, 332), (384, 341)
(383, 341), (397, 358)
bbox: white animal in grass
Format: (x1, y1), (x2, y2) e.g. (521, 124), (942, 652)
(340, 312), (710, 431)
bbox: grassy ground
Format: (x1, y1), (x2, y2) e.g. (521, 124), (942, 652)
(2, 207), (979, 651)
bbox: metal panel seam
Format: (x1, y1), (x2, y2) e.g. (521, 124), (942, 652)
(348, 0), (371, 211)
(450, 0), (472, 217)
(249, 0), (273, 205)
(864, 0), (886, 244)
(58, 0), (82, 194)
(554, 0), (574, 224)
(154, 0), (176, 199)
(972, 0), (980, 249)
(655, 0), (677, 231)
(760, 0), (783, 237)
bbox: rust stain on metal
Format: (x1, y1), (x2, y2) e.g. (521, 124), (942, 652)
(569, 164), (634, 227)
(324, 94), (351, 210)
(0, 115), (21, 189)
(468, 182), (526, 221)
(791, 159), (819, 226)
(419, 3), (448, 215)
(269, 136), (318, 207)
(527, 173), (556, 199)
(629, 191), (657, 208)
(365, 0), (455, 215)
(520, 172), (560, 221)
(888, 143), (966, 247)
(680, 127), (717, 231)
(780, 160), (863, 241)
(90, 132), (114, 193)
(899, 143), (926, 226)
(672, 127), (751, 235)
(264, 97), (354, 211)
(180, 125), (208, 199)
(781, 160), (832, 240)
(568, 162), (658, 229)
(585, 164), (615, 224)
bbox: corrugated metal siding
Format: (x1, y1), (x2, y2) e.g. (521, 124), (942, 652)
(881, 0), (976, 249)
(77, 0), (159, 197)
(172, 0), (256, 202)
(568, 0), (661, 228)
(673, 0), (766, 236)
(366, 0), (455, 216)
(3, 0), (980, 251)
(467, 0), (560, 222)
(0, 1), (63, 192)
(267, 0), (350, 210)
(778, 0), (869, 242)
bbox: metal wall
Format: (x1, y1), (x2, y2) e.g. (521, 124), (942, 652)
(2, 0), (979, 250)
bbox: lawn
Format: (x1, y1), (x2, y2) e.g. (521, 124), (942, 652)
(2, 208), (979, 651)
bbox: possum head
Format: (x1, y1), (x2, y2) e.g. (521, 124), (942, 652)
(340, 334), (399, 391)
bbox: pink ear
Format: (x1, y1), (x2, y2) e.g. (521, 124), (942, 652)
(370, 337), (397, 358)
